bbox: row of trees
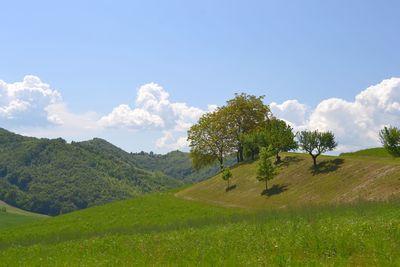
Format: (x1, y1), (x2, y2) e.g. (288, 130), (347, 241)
(188, 93), (338, 191)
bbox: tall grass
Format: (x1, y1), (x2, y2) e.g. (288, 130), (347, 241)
(0, 194), (399, 266)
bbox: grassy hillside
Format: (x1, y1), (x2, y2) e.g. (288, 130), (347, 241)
(0, 201), (46, 229)
(340, 147), (392, 158)
(177, 153), (400, 209)
(0, 192), (399, 266)
(0, 129), (181, 215)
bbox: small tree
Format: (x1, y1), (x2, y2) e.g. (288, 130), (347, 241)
(264, 118), (298, 164)
(221, 167), (233, 190)
(379, 126), (400, 157)
(256, 146), (276, 191)
(297, 130), (337, 167)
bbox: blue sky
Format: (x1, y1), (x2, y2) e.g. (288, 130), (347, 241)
(1, 1), (400, 153)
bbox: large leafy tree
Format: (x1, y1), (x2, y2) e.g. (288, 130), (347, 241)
(240, 131), (262, 160)
(188, 108), (236, 170)
(263, 118), (298, 163)
(297, 130), (337, 167)
(379, 126), (400, 157)
(256, 146), (276, 191)
(225, 93), (271, 162)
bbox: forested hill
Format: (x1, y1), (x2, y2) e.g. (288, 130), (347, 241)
(130, 150), (235, 183)
(0, 129), (182, 215)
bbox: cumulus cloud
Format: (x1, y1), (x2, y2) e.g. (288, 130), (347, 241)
(271, 78), (400, 153)
(99, 82), (210, 150)
(0, 75), (62, 125)
(270, 100), (308, 127)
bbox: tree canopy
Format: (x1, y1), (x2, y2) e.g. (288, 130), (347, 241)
(297, 130), (337, 167)
(188, 108), (236, 170)
(225, 93), (271, 162)
(263, 118), (298, 163)
(379, 126), (400, 157)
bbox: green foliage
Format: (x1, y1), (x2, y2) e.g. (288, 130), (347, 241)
(298, 130), (338, 167)
(256, 147), (276, 190)
(225, 93), (271, 162)
(264, 118), (298, 162)
(188, 93), (271, 169)
(379, 126), (400, 157)
(240, 131), (263, 160)
(0, 129), (182, 215)
(221, 167), (233, 190)
(188, 108), (236, 169)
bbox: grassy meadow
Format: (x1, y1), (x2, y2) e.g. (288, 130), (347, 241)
(0, 193), (399, 266)
(0, 201), (46, 230)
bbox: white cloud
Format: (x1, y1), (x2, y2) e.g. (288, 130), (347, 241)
(0, 75), (62, 125)
(271, 78), (400, 153)
(98, 104), (164, 129)
(270, 100), (308, 127)
(99, 82), (210, 150)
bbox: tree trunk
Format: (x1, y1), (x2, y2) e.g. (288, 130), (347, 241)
(265, 179), (268, 191)
(312, 155), (317, 167)
(275, 153), (281, 164)
(239, 146), (244, 162)
(219, 158), (224, 170)
(236, 151), (240, 163)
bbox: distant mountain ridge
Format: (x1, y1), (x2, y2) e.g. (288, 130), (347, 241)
(0, 129), (219, 216)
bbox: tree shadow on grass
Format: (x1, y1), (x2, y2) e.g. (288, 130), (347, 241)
(261, 184), (288, 197)
(225, 184), (237, 192)
(310, 158), (344, 175)
(279, 156), (303, 167)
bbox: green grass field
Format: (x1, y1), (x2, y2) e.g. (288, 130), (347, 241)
(0, 201), (46, 230)
(0, 193), (399, 266)
(340, 147), (392, 158)
(1, 151), (399, 266)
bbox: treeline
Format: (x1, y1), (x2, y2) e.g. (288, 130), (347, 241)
(188, 93), (337, 167)
(188, 93), (338, 190)
(130, 150), (236, 183)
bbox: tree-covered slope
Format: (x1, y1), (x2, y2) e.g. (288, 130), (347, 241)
(0, 129), (181, 215)
(131, 150), (235, 182)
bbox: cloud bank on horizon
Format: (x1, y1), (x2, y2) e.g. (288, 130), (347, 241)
(0, 75), (399, 153)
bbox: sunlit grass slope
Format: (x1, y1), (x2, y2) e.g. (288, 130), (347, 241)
(0, 201), (46, 229)
(176, 153), (400, 209)
(0, 193), (399, 266)
(340, 147), (392, 158)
